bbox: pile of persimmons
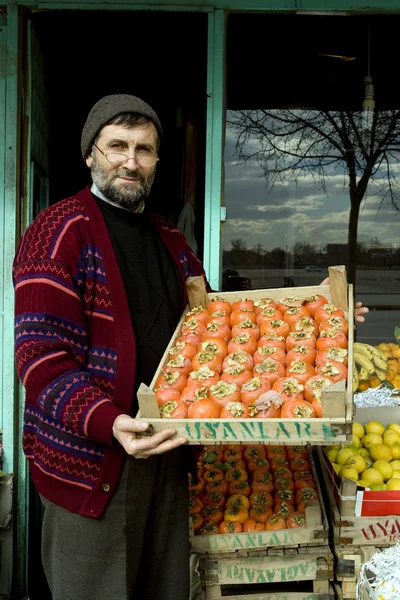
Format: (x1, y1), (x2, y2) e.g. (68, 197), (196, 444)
(189, 443), (319, 535)
(155, 294), (349, 420)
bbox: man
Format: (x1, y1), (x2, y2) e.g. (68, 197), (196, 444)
(13, 94), (208, 600)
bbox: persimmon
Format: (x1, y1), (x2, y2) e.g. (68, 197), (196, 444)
(221, 366), (253, 389)
(249, 491), (273, 507)
(191, 352), (223, 374)
(302, 294), (328, 318)
(224, 505), (249, 524)
(274, 478), (294, 492)
(286, 332), (317, 351)
(199, 446), (225, 465)
(226, 494), (250, 510)
(155, 370), (188, 392)
(224, 447), (243, 461)
(294, 479), (316, 491)
(272, 377), (304, 403)
(243, 519), (265, 532)
(290, 458), (311, 472)
(207, 296), (232, 316)
(260, 319), (290, 339)
(187, 398), (221, 419)
(249, 504), (273, 523)
(231, 299), (254, 312)
(253, 401), (282, 419)
(165, 354), (192, 377)
(181, 385), (209, 404)
(286, 447), (309, 461)
(311, 396), (323, 418)
(241, 376), (272, 405)
(225, 458), (246, 471)
(201, 322), (231, 344)
(315, 347), (348, 368)
(274, 489), (295, 505)
(229, 481), (251, 497)
(269, 456), (289, 471)
(232, 320), (260, 342)
(286, 344), (316, 365)
(208, 310), (230, 327)
(316, 361), (348, 384)
(230, 309), (257, 328)
(225, 467), (248, 483)
(201, 505), (224, 525)
(295, 486), (319, 505)
(189, 497), (204, 515)
(267, 446), (287, 459)
(287, 512), (307, 528)
(247, 458), (270, 473)
(155, 387), (181, 407)
(192, 512), (204, 534)
(190, 478), (206, 497)
(273, 501), (295, 516)
(203, 467), (224, 483)
(198, 520), (219, 535)
(316, 329), (348, 350)
(181, 318), (206, 337)
(283, 305), (311, 326)
(228, 334), (258, 356)
(280, 399), (316, 419)
(244, 446), (267, 462)
(253, 345), (286, 365)
(273, 467), (293, 481)
(293, 470), (314, 483)
(176, 332), (203, 348)
(219, 520), (243, 534)
(285, 360), (316, 386)
(206, 479), (229, 496)
(297, 496), (319, 514)
(314, 303), (345, 324)
(290, 316), (318, 338)
(303, 375), (334, 403)
(209, 381), (241, 409)
(223, 350), (254, 372)
(276, 295), (303, 314)
(185, 306), (210, 325)
(254, 298), (277, 314)
(265, 515), (287, 530)
(202, 491), (226, 509)
(258, 334), (286, 352)
(256, 307), (284, 327)
(187, 366), (220, 389)
(159, 400), (188, 419)
(253, 359), (285, 387)
(319, 316), (348, 337)
(198, 338), (228, 361)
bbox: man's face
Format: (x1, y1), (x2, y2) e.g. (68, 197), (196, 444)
(86, 122), (158, 212)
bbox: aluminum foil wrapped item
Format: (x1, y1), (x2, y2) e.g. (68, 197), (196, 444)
(357, 543), (400, 600)
(355, 384), (400, 408)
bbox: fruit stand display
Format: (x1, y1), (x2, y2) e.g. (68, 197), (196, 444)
(137, 265), (354, 445)
(315, 406), (400, 600)
(189, 443), (334, 599)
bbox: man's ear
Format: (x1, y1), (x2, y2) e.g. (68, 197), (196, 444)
(85, 153), (93, 168)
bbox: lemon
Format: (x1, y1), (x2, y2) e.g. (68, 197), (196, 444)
(369, 444), (393, 463)
(386, 478), (400, 490)
(332, 463), (342, 475)
(364, 456), (373, 469)
(345, 455), (366, 474)
(336, 447), (359, 466)
(390, 443), (400, 460)
(361, 468), (384, 484)
(390, 460), (400, 470)
(365, 421), (386, 436)
(325, 448), (339, 463)
(363, 433), (384, 449)
(388, 423), (400, 435)
(368, 483), (387, 491)
(353, 422), (365, 439)
(383, 430), (400, 447)
(373, 460), (393, 481)
(359, 448), (370, 459)
(392, 469), (400, 479)
(352, 435), (362, 448)
(339, 466), (359, 482)
(357, 479), (370, 488)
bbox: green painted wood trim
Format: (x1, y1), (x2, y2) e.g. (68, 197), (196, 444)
(14, 0), (400, 12)
(203, 9), (225, 291)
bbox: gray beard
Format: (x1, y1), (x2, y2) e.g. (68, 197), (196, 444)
(91, 157), (155, 213)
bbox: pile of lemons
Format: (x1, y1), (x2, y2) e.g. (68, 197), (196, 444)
(324, 420), (400, 490)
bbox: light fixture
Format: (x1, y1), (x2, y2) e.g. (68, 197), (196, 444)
(361, 25), (375, 131)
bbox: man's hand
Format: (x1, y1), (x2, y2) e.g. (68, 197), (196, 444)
(319, 277), (369, 323)
(112, 414), (187, 459)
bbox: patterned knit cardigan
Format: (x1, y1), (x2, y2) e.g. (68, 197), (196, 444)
(13, 186), (208, 518)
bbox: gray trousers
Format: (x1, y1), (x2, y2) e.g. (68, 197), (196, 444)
(40, 448), (190, 600)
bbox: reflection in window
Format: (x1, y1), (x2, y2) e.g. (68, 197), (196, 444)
(223, 14), (400, 342)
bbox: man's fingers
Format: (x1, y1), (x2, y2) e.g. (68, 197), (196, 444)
(137, 436), (187, 458)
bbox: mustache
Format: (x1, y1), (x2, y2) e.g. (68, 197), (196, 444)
(115, 169), (144, 181)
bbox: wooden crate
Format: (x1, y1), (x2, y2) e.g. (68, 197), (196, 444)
(137, 266), (354, 446)
(315, 447), (400, 545)
(190, 446), (328, 554)
(199, 547), (334, 599)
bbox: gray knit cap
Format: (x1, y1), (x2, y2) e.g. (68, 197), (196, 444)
(81, 94), (163, 159)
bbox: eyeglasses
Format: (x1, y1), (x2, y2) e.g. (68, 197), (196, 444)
(93, 143), (159, 167)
